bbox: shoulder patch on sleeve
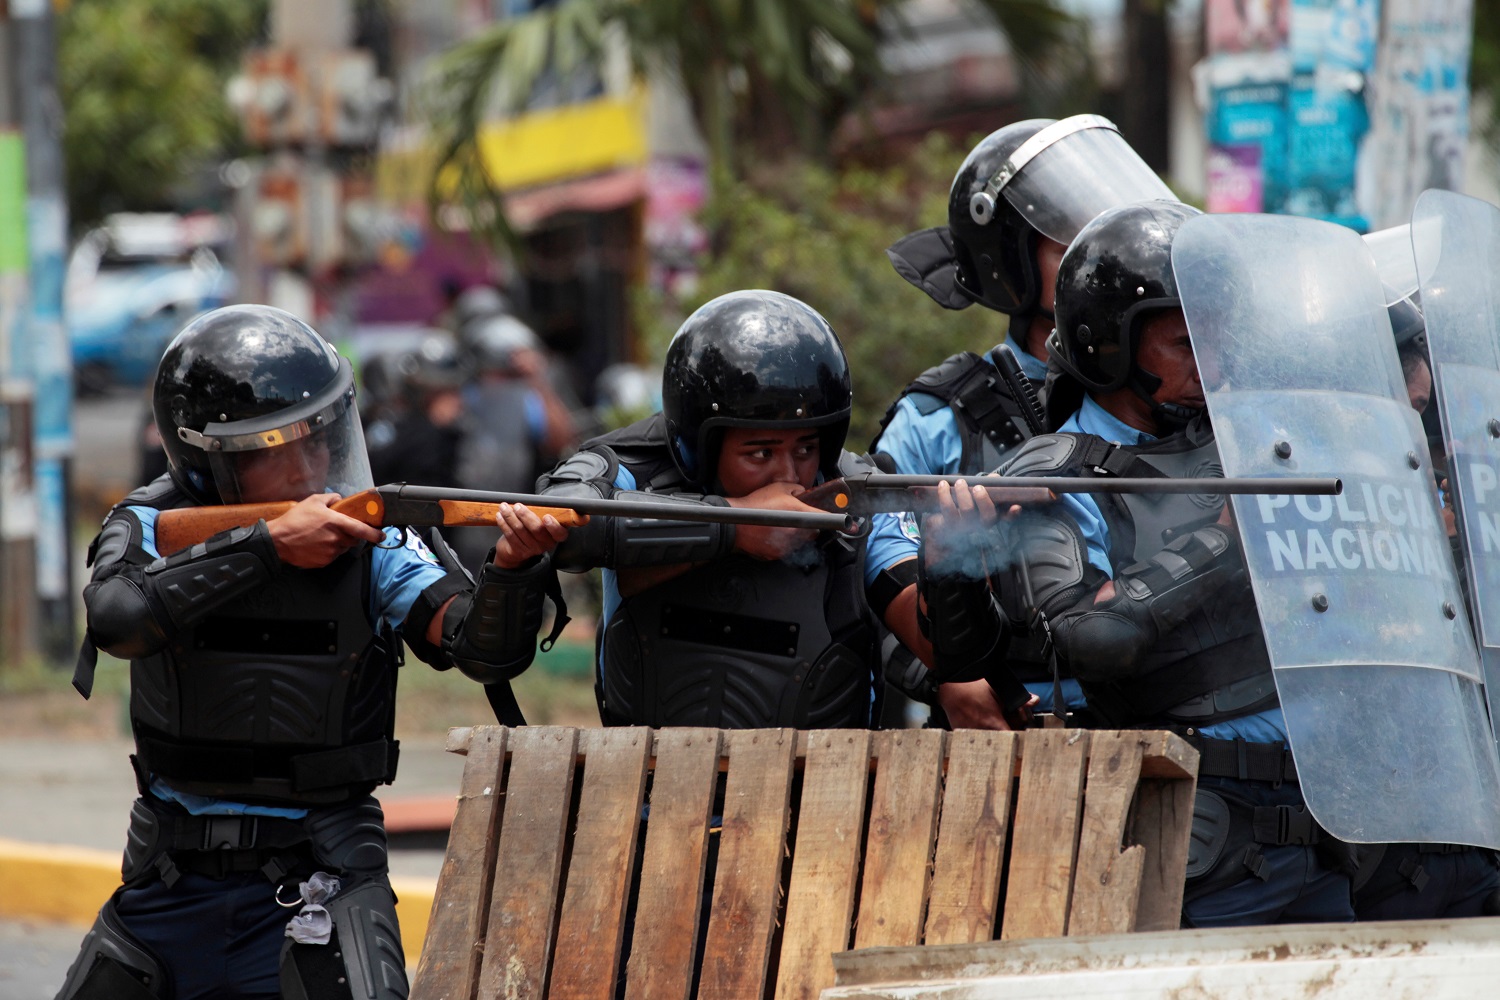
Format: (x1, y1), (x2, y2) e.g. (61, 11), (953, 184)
(399, 529), (441, 565)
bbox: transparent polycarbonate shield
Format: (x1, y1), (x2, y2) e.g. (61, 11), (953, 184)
(1173, 212), (1500, 848)
(999, 120), (1177, 245)
(1414, 188), (1500, 742)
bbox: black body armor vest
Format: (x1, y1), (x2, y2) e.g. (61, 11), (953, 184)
(1006, 421), (1276, 728)
(121, 484), (400, 807)
(590, 420), (880, 729)
(872, 350), (1036, 475)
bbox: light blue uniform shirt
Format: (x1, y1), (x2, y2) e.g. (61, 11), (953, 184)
(126, 505), (449, 817)
(875, 335), (1045, 481)
(1054, 401), (1287, 744)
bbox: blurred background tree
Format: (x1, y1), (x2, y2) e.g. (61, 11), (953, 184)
(59, 0), (268, 229)
(424, 0), (1077, 247)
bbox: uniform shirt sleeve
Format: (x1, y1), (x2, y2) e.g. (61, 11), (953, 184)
(863, 511), (921, 586)
(598, 465), (637, 678)
(370, 527), (450, 633)
(876, 397), (964, 475)
(124, 505), (163, 558)
(524, 389), (546, 441)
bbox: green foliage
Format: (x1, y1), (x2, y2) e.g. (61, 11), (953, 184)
(59, 0), (267, 228)
(636, 134), (1010, 449)
(425, 0), (1075, 248)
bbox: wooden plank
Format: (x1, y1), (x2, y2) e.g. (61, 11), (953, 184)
(445, 725), (476, 755)
(826, 918), (1500, 998)
(549, 727), (653, 1000)
(854, 729), (945, 949)
(1000, 729), (1089, 940)
(625, 728), (723, 1000)
(1136, 730), (1199, 780)
(774, 729), (873, 1000)
(1131, 775), (1198, 932)
(410, 726), (507, 1000)
(477, 727), (579, 1000)
(924, 730), (1018, 946)
(1067, 731), (1146, 936)
(699, 729), (798, 1000)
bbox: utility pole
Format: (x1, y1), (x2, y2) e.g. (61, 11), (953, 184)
(14, 0), (74, 665)
(0, 5), (40, 669)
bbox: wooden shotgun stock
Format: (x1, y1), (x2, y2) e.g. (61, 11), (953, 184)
(154, 488), (587, 557)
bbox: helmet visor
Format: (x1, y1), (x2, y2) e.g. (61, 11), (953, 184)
(997, 119), (1177, 245)
(183, 358), (374, 504)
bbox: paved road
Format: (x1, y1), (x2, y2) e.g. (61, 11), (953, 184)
(0, 918), (80, 1000)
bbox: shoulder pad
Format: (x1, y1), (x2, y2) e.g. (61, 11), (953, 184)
(538, 448), (617, 494)
(117, 474), (192, 513)
(995, 433), (1085, 477)
(904, 391), (948, 417)
(836, 450), (879, 477)
(582, 413), (684, 489)
(905, 351), (987, 401)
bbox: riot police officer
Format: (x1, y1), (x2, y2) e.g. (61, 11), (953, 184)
(875, 115), (1178, 719)
(367, 329), (471, 490)
(932, 202), (1356, 925)
(537, 289), (991, 729)
(59, 306), (569, 1000)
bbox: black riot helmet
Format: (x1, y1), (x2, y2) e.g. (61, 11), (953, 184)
(463, 313), (541, 375)
(946, 118), (1055, 314)
(153, 305), (373, 505)
(662, 290), (852, 489)
(396, 330), (470, 397)
(1047, 200), (1203, 423)
(889, 115), (1178, 316)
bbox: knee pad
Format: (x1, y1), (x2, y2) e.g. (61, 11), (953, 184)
(56, 898), (168, 1000)
(281, 878), (408, 1000)
(305, 796), (389, 877)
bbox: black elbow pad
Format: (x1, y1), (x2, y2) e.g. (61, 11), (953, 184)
(441, 555), (555, 683)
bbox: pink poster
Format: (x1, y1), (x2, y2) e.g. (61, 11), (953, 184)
(1206, 0), (1291, 54)
(1207, 144), (1266, 213)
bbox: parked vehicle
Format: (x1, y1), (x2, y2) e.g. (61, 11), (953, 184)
(66, 214), (235, 395)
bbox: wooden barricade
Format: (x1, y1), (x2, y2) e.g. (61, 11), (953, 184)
(410, 726), (1198, 1000)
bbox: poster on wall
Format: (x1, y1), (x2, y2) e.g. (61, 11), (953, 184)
(1359, 0), (1474, 231)
(1204, 68), (1291, 213)
(1207, 0), (1291, 54)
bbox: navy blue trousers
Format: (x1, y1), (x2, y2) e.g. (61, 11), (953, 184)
(1355, 845), (1500, 921)
(1181, 776), (1355, 928)
(113, 870), (289, 1000)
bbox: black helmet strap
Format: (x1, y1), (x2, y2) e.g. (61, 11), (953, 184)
(1128, 367), (1202, 434)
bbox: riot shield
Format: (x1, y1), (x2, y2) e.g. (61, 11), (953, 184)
(1414, 188), (1500, 750)
(1173, 212), (1500, 848)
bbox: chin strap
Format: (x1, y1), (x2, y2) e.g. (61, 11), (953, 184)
(1129, 367), (1203, 434)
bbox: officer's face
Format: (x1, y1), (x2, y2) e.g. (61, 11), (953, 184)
(233, 436), (332, 503)
(1135, 309), (1204, 409)
(1036, 237), (1067, 313)
(1405, 358), (1432, 414)
(716, 428), (821, 497)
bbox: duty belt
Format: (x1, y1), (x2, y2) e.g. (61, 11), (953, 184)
(1183, 733), (1298, 786)
(152, 810), (311, 885)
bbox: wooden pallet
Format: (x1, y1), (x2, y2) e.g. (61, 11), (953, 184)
(410, 726), (1197, 1000)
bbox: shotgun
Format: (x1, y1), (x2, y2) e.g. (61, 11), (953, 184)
(798, 472), (1342, 516)
(153, 482), (864, 557)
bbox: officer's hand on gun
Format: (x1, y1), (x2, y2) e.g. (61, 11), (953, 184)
(267, 493), (386, 568)
(725, 481), (824, 560)
(923, 479), (1003, 570)
(493, 502), (573, 568)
